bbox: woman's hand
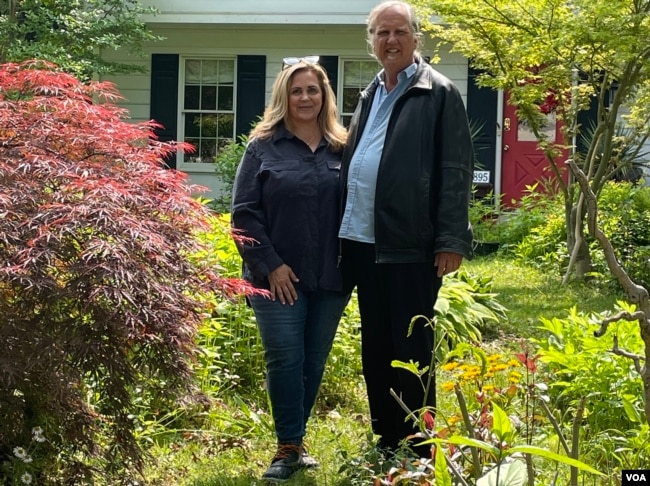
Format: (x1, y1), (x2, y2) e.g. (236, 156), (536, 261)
(268, 264), (300, 305)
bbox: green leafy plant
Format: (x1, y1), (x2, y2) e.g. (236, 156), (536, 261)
(0, 0), (161, 78)
(532, 302), (647, 471)
(386, 341), (605, 485)
(433, 269), (508, 354)
(470, 190), (503, 244)
(210, 135), (248, 213)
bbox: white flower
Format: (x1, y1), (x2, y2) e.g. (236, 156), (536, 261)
(32, 427), (46, 443)
(13, 447), (27, 460)
(21, 472), (32, 484)
(14, 446), (33, 463)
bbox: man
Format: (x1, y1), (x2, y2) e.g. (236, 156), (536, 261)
(338, 0), (474, 457)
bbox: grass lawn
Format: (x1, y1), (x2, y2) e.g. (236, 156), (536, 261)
(142, 253), (627, 485)
(464, 254), (623, 340)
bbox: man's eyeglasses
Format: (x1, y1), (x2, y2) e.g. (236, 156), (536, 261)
(282, 55), (319, 70)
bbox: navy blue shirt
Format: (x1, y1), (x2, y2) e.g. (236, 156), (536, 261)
(231, 123), (343, 292)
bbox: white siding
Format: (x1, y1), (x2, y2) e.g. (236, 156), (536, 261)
(139, 0), (380, 24)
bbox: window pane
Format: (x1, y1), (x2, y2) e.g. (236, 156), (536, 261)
(202, 60), (219, 84)
(202, 114), (218, 138)
(343, 61), (362, 85)
(342, 115), (353, 128)
(184, 85), (200, 110)
(201, 85), (217, 110)
(343, 87), (360, 113)
(343, 60), (378, 86)
(360, 61), (379, 81)
(217, 113), (234, 138)
(218, 86), (234, 111)
(184, 138), (199, 162)
(218, 60), (235, 84)
(185, 113), (201, 137)
(218, 137), (233, 151)
(200, 139), (217, 162)
(185, 59), (201, 84)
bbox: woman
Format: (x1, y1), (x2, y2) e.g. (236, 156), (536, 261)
(231, 57), (349, 482)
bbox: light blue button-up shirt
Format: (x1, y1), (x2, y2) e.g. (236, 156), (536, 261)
(339, 63), (417, 243)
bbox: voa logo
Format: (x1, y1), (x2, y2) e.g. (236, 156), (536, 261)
(622, 470), (650, 485)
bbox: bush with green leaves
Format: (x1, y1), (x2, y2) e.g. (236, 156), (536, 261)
(507, 181), (650, 290)
(532, 302), (647, 469)
(210, 135), (248, 213)
(593, 180), (650, 289)
(0, 0), (160, 78)
(470, 183), (566, 256)
(191, 212), (266, 399)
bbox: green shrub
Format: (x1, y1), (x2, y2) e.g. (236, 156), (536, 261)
(533, 303), (645, 435)
(593, 181), (650, 288)
(210, 135), (248, 213)
(192, 213), (266, 399)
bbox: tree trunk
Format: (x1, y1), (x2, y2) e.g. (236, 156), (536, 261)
(565, 201), (592, 282)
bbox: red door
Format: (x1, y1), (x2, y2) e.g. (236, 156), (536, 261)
(501, 92), (567, 207)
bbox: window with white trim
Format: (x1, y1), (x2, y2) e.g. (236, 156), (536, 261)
(340, 59), (380, 127)
(180, 58), (235, 167)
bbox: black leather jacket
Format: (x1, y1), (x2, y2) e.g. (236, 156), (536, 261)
(340, 59), (474, 264)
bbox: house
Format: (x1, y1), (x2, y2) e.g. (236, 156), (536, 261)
(101, 0), (526, 202)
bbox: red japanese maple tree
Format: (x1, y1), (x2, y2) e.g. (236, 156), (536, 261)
(0, 61), (250, 482)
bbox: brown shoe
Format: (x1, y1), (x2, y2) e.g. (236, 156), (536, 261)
(262, 444), (302, 483)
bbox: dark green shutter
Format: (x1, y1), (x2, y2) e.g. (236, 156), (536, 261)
(150, 54), (180, 169)
(319, 56), (339, 97)
(466, 65), (497, 193)
(236, 55), (266, 137)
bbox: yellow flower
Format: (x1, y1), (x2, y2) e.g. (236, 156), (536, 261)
(442, 381), (456, 392)
(448, 414), (462, 425)
(491, 363), (508, 372)
(508, 371), (523, 383)
(442, 362), (460, 371)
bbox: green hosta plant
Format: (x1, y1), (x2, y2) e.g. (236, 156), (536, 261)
(433, 269), (508, 359)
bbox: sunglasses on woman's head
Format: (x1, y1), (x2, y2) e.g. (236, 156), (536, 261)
(282, 55), (319, 70)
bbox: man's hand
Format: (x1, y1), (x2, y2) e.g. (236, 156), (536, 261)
(435, 252), (463, 277)
(268, 264), (299, 305)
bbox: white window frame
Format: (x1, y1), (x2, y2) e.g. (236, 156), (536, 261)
(177, 56), (237, 172)
(338, 58), (380, 126)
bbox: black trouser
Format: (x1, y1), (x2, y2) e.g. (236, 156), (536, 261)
(342, 239), (442, 453)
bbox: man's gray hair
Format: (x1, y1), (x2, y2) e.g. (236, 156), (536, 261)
(366, 0), (424, 57)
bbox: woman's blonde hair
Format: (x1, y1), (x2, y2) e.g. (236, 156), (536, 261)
(249, 62), (347, 152)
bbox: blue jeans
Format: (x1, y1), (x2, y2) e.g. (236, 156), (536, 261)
(249, 289), (350, 444)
